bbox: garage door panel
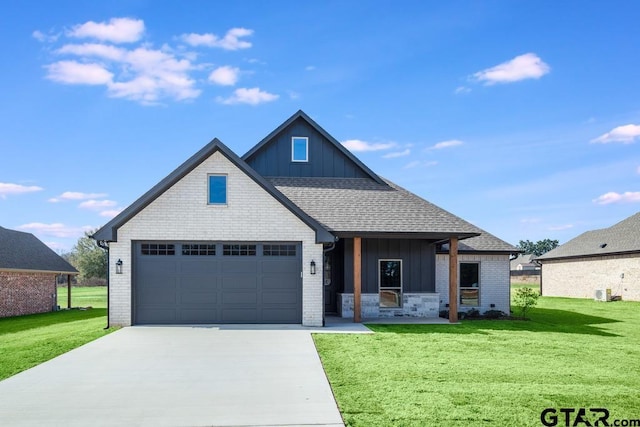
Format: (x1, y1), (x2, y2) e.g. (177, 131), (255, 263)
(221, 276), (257, 289)
(134, 242), (301, 324)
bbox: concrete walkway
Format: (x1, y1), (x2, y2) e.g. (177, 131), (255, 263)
(0, 326), (349, 427)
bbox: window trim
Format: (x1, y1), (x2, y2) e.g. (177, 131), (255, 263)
(378, 258), (403, 309)
(459, 261), (480, 307)
(291, 136), (309, 163)
(207, 174), (227, 205)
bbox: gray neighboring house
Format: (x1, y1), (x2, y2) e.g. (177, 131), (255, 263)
(510, 254), (538, 271)
(0, 226), (78, 318)
(93, 111), (517, 327)
(537, 212), (640, 301)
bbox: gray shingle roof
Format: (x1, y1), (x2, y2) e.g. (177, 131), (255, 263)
(0, 226), (78, 273)
(269, 177), (517, 252)
(537, 211), (640, 260)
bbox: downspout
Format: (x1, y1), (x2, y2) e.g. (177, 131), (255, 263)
(322, 241), (337, 327)
(96, 239), (110, 330)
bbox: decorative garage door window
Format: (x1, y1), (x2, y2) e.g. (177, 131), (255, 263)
(182, 244), (216, 256)
(223, 244), (257, 256)
(379, 259), (402, 308)
(263, 244), (296, 256)
(140, 243), (175, 255)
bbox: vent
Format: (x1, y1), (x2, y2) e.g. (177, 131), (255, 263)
(594, 288), (611, 302)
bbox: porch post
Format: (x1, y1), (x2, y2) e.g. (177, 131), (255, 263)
(67, 274), (72, 309)
(353, 237), (362, 323)
(448, 237), (458, 323)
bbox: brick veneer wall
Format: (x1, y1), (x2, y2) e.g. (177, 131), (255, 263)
(541, 253), (640, 301)
(109, 151), (323, 327)
(0, 271), (56, 318)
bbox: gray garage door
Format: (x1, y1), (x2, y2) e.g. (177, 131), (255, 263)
(133, 242), (302, 324)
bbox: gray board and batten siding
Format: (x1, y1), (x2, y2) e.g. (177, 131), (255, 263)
(341, 238), (437, 294)
(133, 242), (302, 324)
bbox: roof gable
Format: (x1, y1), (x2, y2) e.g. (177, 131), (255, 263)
(537, 211), (640, 260)
(242, 110), (386, 184)
(92, 139), (334, 243)
(0, 226), (78, 274)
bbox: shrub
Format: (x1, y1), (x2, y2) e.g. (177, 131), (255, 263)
(483, 309), (506, 319)
(513, 287), (539, 319)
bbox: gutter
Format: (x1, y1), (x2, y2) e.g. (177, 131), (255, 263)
(95, 239), (110, 330)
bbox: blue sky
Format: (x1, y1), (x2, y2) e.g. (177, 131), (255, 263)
(1, 1), (639, 252)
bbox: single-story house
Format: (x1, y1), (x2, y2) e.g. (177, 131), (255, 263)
(510, 254), (539, 271)
(0, 226), (78, 318)
(93, 111), (517, 327)
(536, 211), (640, 301)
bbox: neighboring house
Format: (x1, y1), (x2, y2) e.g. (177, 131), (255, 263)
(510, 254), (539, 271)
(537, 212), (640, 301)
(93, 111), (517, 327)
(0, 226), (78, 318)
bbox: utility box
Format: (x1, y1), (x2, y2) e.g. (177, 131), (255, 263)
(594, 288), (612, 302)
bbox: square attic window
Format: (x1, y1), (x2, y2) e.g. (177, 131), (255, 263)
(292, 137), (308, 162)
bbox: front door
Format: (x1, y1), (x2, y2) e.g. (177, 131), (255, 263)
(323, 252), (338, 313)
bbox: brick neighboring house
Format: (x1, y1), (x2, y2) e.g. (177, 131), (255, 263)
(0, 226), (78, 318)
(93, 111), (517, 327)
(536, 212), (640, 301)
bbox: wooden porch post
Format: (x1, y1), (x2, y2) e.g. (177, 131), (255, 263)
(448, 237), (458, 323)
(353, 237), (362, 323)
(67, 274), (71, 309)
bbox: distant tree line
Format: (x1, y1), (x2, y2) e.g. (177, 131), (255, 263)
(516, 239), (559, 257)
(59, 230), (107, 285)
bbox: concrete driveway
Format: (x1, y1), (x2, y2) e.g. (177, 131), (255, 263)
(0, 326), (350, 427)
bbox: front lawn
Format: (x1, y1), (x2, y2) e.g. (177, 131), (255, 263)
(57, 285), (108, 308)
(0, 286), (113, 381)
(314, 297), (640, 426)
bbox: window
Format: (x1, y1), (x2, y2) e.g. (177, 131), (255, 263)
(141, 243), (175, 255)
(291, 137), (308, 162)
(379, 259), (402, 308)
(208, 175), (227, 205)
(223, 244), (256, 256)
(182, 244), (216, 256)
(263, 244), (296, 256)
(460, 262), (480, 306)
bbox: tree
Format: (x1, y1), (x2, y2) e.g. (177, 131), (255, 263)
(513, 287), (539, 319)
(71, 230), (107, 282)
(517, 239), (559, 256)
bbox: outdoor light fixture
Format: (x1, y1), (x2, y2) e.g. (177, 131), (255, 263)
(115, 259), (123, 274)
(310, 260), (316, 275)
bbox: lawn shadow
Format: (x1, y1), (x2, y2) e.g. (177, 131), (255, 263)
(0, 308), (107, 336)
(367, 307), (621, 337)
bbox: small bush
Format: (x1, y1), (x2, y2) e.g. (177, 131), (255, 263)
(465, 308), (481, 319)
(513, 287), (539, 319)
(483, 310), (506, 319)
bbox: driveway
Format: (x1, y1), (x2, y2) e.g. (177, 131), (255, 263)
(0, 326), (349, 427)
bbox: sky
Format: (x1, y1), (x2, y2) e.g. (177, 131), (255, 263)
(1, 1), (639, 252)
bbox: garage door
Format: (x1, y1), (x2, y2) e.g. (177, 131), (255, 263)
(133, 242), (302, 324)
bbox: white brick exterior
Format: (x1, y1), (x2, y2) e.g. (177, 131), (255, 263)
(108, 151), (323, 327)
(541, 254), (640, 301)
(436, 254), (511, 314)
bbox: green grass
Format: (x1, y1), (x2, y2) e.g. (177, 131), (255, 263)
(0, 286), (113, 381)
(314, 297), (640, 426)
(56, 285), (107, 308)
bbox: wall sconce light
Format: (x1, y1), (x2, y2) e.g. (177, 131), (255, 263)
(310, 260), (316, 275)
(490, 303), (495, 308)
(115, 259), (123, 274)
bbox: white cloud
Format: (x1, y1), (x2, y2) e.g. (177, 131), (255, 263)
(593, 191), (640, 205)
(382, 149), (411, 159)
(548, 224), (574, 231)
(181, 28), (253, 50)
(217, 87), (278, 105)
(57, 43), (125, 61)
(49, 191), (108, 203)
(45, 61), (113, 85)
(32, 30), (59, 43)
(341, 139), (396, 152)
(403, 160), (438, 169)
(454, 86), (471, 94)
(79, 199), (118, 210)
(0, 182), (43, 198)
(208, 66), (239, 86)
(473, 53), (550, 85)
(68, 17), (144, 43)
(44, 241), (67, 251)
(17, 223), (93, 238)
(590, 124), (640, 144)
(99, 208), (123, 218)
(637, 166), (640, 175)
(430, 139), (464, 150)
